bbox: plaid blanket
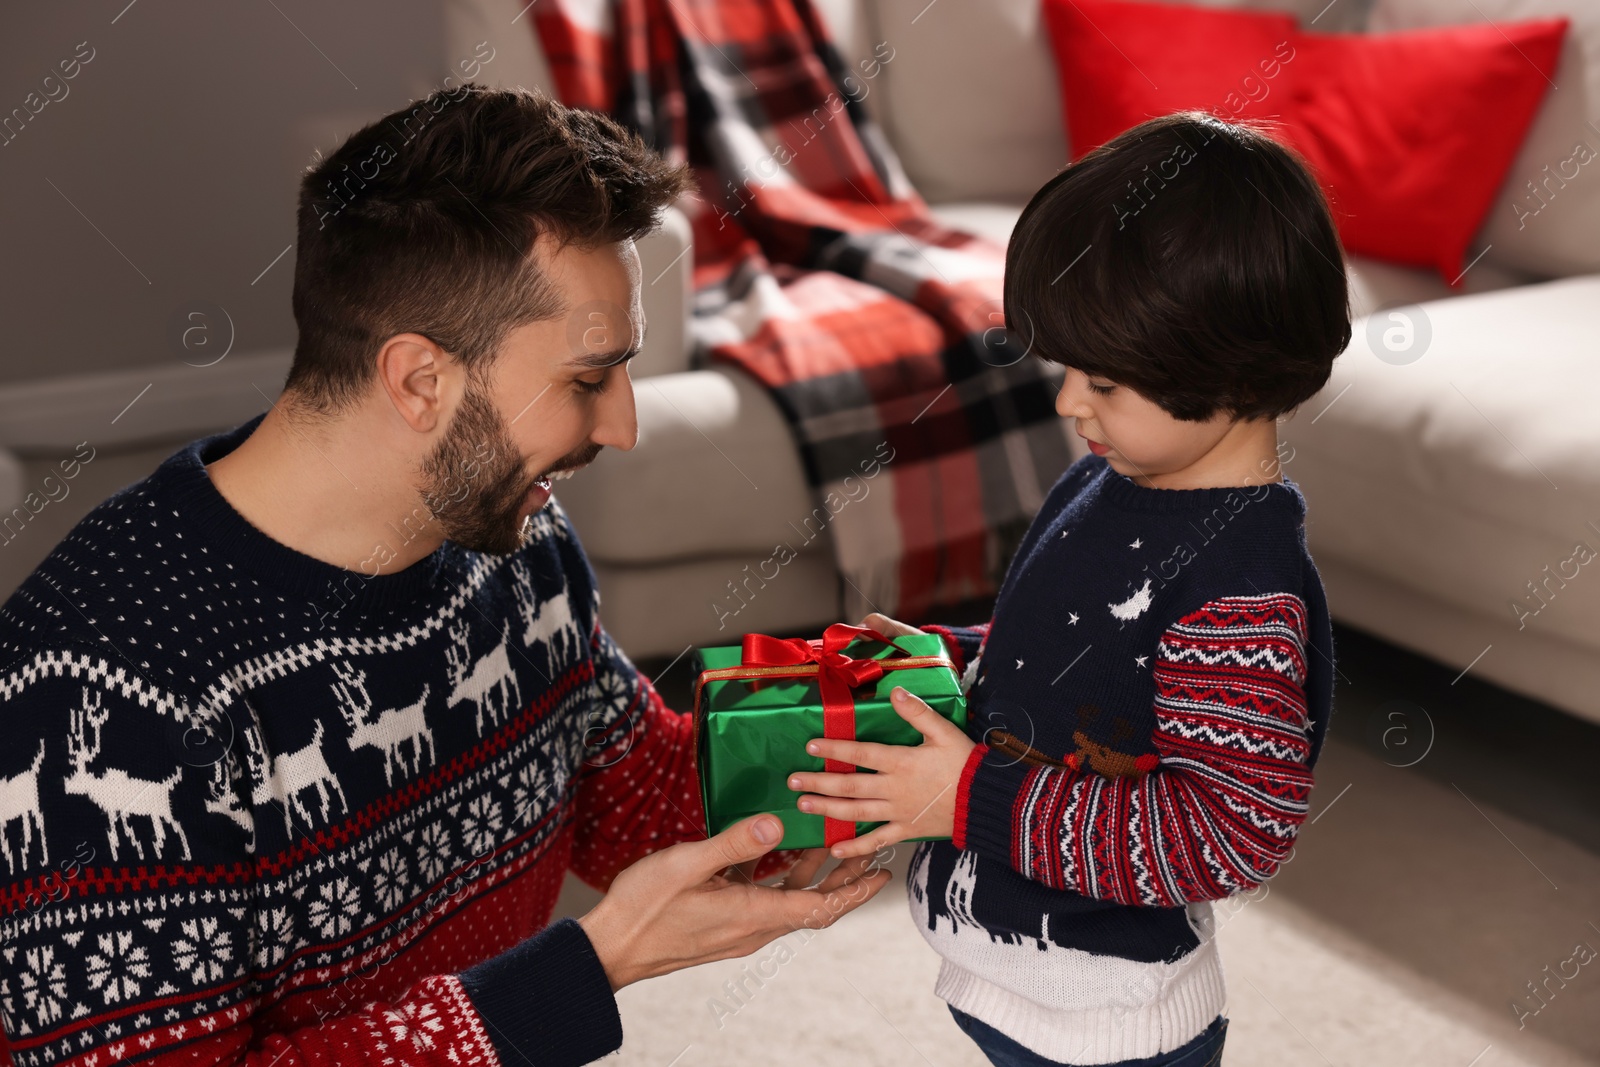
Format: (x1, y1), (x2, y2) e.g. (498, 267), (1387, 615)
(531, 0), (1074, 621)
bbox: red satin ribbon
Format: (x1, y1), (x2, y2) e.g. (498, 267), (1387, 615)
(739, 624), (912, 847)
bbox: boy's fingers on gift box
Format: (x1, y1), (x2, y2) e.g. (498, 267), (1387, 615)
(788, 768), (891, 799)
(827, 825), (903, 861)
(801, 737), (898, 772)
(890, 685), (963, 739)
(793, 794), (891, 823)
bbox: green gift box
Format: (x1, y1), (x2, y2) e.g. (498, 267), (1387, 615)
(692, 626), (968, 850)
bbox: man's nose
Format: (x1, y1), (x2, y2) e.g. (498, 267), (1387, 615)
(591, 369), (639, 452)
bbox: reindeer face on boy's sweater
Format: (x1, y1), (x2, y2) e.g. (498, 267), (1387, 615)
(1063, 701), (1159, 777)
(979, 702), (1158, 779)
(1064, 729), (1160, 777)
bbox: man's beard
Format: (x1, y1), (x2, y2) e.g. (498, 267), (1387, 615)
(418, 380), (599, 556)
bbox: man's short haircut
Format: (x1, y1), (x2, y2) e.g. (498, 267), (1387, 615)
(285, 84), (695, 413)
(1004, 111), (1352, 422)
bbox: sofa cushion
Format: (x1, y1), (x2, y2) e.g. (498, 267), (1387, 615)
(1372, 0), (1600, 278)
(1288, 274), (1600, 653)
(554, 366), (826, 563)
(870, 0), (1374, 208)
(1039, 0), (1567, 282)
(1340, 254), (1530, 318)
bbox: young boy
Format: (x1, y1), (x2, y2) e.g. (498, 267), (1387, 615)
(786, 111), (1350, 1066)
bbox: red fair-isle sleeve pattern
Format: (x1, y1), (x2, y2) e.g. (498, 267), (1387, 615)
(956, 593), (1314, 906)
(921, 622), (990, 677)
(566, 622), (793, 890)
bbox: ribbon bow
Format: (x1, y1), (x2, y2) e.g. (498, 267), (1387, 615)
(739, 623), (907, 725)
(714, 623), (936, 847)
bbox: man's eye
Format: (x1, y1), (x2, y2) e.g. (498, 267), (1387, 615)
(575, 376), (607, 395)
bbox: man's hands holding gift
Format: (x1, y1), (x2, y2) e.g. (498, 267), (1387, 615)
(786, 613), (977, 860)
(577, 817), (890, 990)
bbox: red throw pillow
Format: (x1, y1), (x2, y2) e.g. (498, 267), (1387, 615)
(1039, 0), (1568, 283)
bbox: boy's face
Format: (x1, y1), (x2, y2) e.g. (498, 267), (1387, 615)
(1054, 366), (1237, 486)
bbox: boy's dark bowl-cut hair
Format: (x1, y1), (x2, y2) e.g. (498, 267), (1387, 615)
(1004, 111), (1351, 422)
(285, 84), (695, 414)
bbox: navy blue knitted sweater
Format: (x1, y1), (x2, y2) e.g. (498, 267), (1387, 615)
(0, 416), (733, 1067)
(911, 451), (1334, 1063)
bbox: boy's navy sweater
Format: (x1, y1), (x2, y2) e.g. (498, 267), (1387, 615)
(0, 416), (766, 1067)
(912, 452), (1334, 1064)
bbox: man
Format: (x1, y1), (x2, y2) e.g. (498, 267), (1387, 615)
(0, 85), (887, 1067)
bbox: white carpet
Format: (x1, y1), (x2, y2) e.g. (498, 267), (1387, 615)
(556, 736), (1600, 1066)
(566, 879), (1589, 1067)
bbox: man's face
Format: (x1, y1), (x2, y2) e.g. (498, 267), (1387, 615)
(1054, 366), (1233, 484)
(419, 235), (642, 555)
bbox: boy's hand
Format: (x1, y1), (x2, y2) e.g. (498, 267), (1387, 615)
(787, 685), (976, 859)
(858, 611), (921, 639)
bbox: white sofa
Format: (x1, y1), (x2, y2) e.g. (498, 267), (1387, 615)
(449, 0), (1600, 725)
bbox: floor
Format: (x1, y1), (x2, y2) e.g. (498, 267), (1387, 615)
(7, 443), (1598, 1065)
(551, 621), (1600, 1067)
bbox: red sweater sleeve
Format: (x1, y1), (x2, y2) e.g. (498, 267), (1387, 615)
(954, 593), (1316, 906)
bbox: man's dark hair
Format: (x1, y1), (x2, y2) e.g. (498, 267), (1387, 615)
(1004, 111), (1351, 422)
(285, 84), (695, 413)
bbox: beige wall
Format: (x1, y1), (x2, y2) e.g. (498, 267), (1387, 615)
(0, 0), (452, 389)
(0, 0), (491, 597)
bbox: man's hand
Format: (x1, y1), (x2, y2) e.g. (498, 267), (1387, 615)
(575, 815), (891, 991)
(788, 683), (977, 860)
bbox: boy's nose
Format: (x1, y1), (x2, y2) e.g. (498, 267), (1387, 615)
(1056, 379), (1091, 420)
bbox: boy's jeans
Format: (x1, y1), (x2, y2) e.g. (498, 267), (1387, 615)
(948, 1007), (1228, 1067)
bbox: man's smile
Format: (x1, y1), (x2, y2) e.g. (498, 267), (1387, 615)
(522, 461), (591, 515)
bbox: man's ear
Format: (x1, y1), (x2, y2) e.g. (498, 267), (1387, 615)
(375, 333), (454, 433)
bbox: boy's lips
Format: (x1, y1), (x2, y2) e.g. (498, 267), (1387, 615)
(1078, 429), (1110, 456)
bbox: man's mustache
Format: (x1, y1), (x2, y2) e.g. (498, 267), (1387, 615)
(540, 442), (603, 479)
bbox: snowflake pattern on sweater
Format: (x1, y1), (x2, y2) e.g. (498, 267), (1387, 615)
(0, 416), (721, 1067)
